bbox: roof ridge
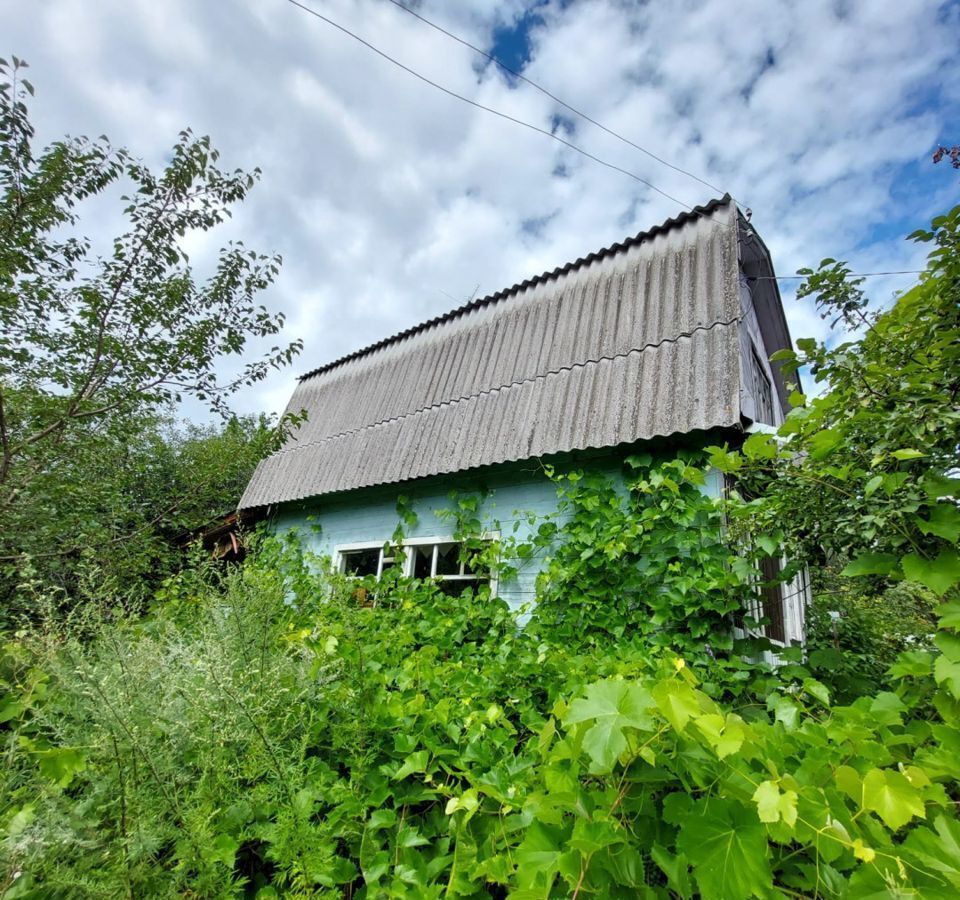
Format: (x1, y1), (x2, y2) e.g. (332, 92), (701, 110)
(281, 318), (738, 456)
(298, 194), (733, 382)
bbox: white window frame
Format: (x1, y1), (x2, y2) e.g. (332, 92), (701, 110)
(334, 534), (499, 595)
(735, 554), (809, 651)
(722, 477), (808, 651)
(749, 340), (781, 427)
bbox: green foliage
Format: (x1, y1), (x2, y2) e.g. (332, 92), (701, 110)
(710, 204), (959, 596)
(3, 538), (959, 897)
(0, 58), (301, 614)
(0, 413), (281, 624)
(804, 573), (938, 701)
(530, 457), (745, 655)
(435, 488), (502, 580)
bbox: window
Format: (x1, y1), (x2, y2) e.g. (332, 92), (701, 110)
(732, 555), (786, 643)
(724, 475), (790, 644)
(336, 538), (493, 597)
(341, 547), (380, 576)
(750, 346), (776, 425)
(340, 544), (399, 577)
(411, 541), (489, 596)
(757, 555), (786, 643)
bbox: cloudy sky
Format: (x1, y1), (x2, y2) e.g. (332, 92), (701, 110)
(7, 0), (959, 419)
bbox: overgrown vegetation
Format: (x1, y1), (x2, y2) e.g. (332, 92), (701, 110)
(530, 458), (746, 655)
(0, 57), (301, 617)
(711, 201), (960, 588)
(803, 574), (938, 703)
(3, 58), (960, 898)
(2, 490), (958, 897)
(1, 413), (282, 622)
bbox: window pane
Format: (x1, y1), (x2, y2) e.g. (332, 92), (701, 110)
(413, 545), (433, 578)
(759, 555), (786, 642)
(437, 578), (481, 598)
(751, 349), (775, 425)
(342, 548), (379, 576)
(435, 543), (460, 576)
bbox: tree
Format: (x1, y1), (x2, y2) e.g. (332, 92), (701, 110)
(710, 199), (960, 594)
(0, 57), (302, 610)
(1, 413), (282, 615)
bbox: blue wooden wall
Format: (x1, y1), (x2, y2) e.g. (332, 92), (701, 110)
(271, 449), (723, 611)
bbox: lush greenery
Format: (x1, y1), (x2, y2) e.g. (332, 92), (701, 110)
(803, 574), (938, 703)
(710, 202), (960, 589)
(1, 412), (282, 623)
(530, 458), (747, 655)
(3, 57), (960, 900)
(2, 496), (958, 897)
(0, 58), (300, 615)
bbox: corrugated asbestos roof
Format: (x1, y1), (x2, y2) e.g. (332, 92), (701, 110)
(240, 196), (744, 509)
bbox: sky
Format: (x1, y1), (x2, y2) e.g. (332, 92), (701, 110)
(6, 0), (959, 420)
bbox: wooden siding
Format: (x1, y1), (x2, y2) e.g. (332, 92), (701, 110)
(272, 452), (723, 611)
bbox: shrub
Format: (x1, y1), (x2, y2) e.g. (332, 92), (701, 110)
(804, 572), (938, 701)
(3, 514), (958, 897)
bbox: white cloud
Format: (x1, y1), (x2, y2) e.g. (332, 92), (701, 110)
(5, 0), (957, 421)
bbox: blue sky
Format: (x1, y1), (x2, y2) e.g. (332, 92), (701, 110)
(490, 3), (544, 72)
(5, 0), (959, 417)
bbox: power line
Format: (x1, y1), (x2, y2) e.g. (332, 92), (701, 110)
(383, 0), (727, 199)
(282, 0), (695, 210)
(754, 270), (923, 280)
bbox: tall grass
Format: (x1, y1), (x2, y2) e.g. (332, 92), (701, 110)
(2, 550), (329, 897)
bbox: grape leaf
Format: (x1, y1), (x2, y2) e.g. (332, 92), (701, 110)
(694, 713), (746, 759)
(652, 680), (702, 733)
(677, 800), (772, 899)
(564, 679), (654, 772)
(841, 552), (898, 577)
(752, 780), (798, 827)
(33, 746), (87, 788)
(903, 815), (960, 889)
(902, 549), (960, 596)
(917, 504), (960, 543)
(862, 768), (926, 830)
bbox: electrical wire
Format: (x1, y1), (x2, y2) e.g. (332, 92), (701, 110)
(282, 0), (695, 210)
(382, 0), (726, 198)
(753, 270), (923, 280)
(279, 2), (921, 283)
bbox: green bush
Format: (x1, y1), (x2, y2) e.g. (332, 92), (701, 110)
(3, 514), (959, 897)
(2, 552), (320, 896)
(804, 573), (938, 702)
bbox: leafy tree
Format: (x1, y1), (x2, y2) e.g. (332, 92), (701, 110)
(1, 413), (281, 619)
(803, 574), (938, 701)
(711, 201), (960, 597)
(0, 57), (301, 609)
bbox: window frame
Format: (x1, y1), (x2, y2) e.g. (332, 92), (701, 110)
(733, 553), (809, 648)
(723, 475), (808, 648)
(334, 534), (499, 595)
(749, 343), (777, 426)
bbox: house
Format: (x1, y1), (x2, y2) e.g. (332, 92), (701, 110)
(239, 195), (806, 644)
